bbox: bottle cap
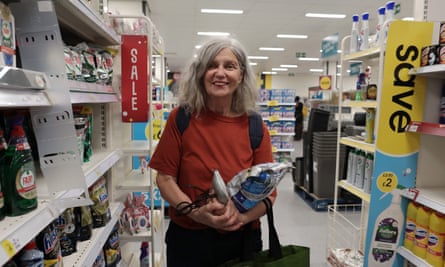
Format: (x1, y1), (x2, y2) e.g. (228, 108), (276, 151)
(362, 12), (369, 20)
(378, 6), (386, 15)
(386, 1), (395, 10)
(352, 14), (359, 22)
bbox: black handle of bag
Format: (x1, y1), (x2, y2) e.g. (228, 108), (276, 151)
(263, 197), (283, 260)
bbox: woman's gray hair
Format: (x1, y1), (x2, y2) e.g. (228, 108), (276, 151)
(177, 37), (258, 116)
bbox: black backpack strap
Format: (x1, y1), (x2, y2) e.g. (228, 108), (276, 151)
(248, 112), (264, 150)
(176, 106), (190, 135)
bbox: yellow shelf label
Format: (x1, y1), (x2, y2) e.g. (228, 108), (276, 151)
(1, 239), (16, 258)
(269, 115), (280, 122)
(269, 130), (278, 135)
(272, 147), (278, 153)
(267, 100), (279, 106)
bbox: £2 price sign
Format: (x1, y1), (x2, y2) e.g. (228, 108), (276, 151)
(121, 35), (149, 122)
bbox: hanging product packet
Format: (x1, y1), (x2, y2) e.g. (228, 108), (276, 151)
(223, 162), (291, 213)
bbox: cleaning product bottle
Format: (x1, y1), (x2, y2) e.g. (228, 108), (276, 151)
(0, 128), (7, 220)
(350, 14), (360, 53)
(365, 108), (375, 144)
(403, 201), (419, 251)
(3, 114), (37, 216)
(16, 239), (44, 267)
(412, 205), (432, 259)
(383, 1), (396, 45)
(426, 211), (445, 267)
(354, 150), (365, 189)
(368, 189), (403, 266)
(346, 148), (356, 184)
(359, 12), (370, 51)
(375, 6), (386, 46)
(362, 153), (374, 194)
(140, 241), (149, 267)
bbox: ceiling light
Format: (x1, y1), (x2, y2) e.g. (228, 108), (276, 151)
(280, 64), (298, 68)
(272, 68), (288, 71)
(248, 56), (269, 60)
(195, 45), (202, 49)
(276, 34), (308, 39)
(197, 32), (230, 36)
(201, 9), (243, 14)
(259, 47), (285, 51)
(249, 62), (258, 66)
(262, 71), (277, 75)
(310, 69), (324, 72)
(305, 13), (346, 19)
(298, 57), (319, 61)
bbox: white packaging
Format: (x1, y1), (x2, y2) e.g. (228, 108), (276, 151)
(350, 14), (360, 53)
(360, 12), (370, 50)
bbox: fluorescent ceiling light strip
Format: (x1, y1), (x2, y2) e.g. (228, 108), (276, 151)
(262, 71), (277, 75)
(272, 68), (288, 71)
(298, 57), (319, 61)
(280, 64), (298, 68)
(276, 34), (308, 39)
(310, 69), (324, 72)
(248, 56), (269, 60)
(201, 9), (243, 14)
(259, 47), (285, 51)
(305, 13), (346, 19)
(249, 62), (258, 66)
(197, 32), (230, 36)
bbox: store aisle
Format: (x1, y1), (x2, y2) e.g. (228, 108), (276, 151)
(261, 173), (329, 267)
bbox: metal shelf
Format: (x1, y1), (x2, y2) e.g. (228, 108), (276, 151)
(83, 150), (123, 188)
(405, 121), (445, 137)
(409, 64), (445, 79)
(401, 187), (445, 215)
(343, 46), (381, 61)
(339, 137), (376, 153)
(397, 246), (432, 267)
(116, 170), (151, 192)
(121, 140), (158, 156)
(338, 180), (370, 203)
(345, 100), (378, 109)
(53, 0), (120, 45)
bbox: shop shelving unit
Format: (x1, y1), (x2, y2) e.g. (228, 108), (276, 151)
(0, 1), (167, 266)
(330, 14), (437, 266)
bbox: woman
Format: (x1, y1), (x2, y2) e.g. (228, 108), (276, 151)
(148, 37), (275, 267)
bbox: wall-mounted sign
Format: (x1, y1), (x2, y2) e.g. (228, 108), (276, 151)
(121, 35), (149, 122)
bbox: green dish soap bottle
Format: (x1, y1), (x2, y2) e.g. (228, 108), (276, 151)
(3, 114), (37, 216)
(0, 128), (7, 220)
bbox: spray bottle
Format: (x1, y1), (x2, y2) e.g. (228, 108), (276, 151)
(383, 1), (396, 45)
(360, 12), (370, 51)
(368, 188), (404, 266)
(375, 7), (386, 46)
(350, 14), (360, 53)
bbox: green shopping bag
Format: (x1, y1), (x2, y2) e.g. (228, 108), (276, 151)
(218, 199), (310, 267)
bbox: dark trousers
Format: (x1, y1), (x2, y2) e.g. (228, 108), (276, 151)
(166, 221), (262, 267)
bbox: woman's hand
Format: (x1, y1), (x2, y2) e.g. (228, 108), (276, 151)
(188, 198), (247, 231)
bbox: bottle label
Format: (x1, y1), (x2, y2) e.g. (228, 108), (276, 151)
(375, 217), (399, 243)
(15, 163), (37, 200)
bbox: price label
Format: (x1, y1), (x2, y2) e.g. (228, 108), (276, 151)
(267, 100), (279, 106)
(269, 130), (278, 136)
(376, 171), (398, 193)
(1, 239), (17, 258)
(272, 146), (278, 153)
(268, 115), (280, 122)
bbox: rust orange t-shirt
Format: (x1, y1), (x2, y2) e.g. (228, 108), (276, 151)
(148, 107), (274, 229)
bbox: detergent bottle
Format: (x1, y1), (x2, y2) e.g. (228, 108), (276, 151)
(426, 211), (445, 267)
(403, 201), (419, 251)
(412, 205), (432, 259)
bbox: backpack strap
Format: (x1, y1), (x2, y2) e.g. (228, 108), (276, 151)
(176, 106), (263, 150)
(176, 106), (190, 135)
(248, 112), (264, 150)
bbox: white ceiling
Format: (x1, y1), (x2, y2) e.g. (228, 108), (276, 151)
(147, 0), (415, 75)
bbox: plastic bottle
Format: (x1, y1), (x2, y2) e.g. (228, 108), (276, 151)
(140, 241), (150, 267)
(383, 1), (396, 45)
(375, 7), (386, 46)
(350, 14), (360, 53)
(403, 201), (419, 251)
(362, 153), (374, 194)
(365, 108), (375, 144)
(346, 148), (356, 184)
(0, 129), (7, 220)
(426, 211), (445, 267)
(16, 239), (44, 267)
(354, 150), (366, 189)
(360, 12), (370, 51)
(412, 205), (432, 259)
(368, 189), (403, 266)
(3, 115), (38, 216)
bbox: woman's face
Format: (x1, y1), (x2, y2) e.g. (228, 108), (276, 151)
(204, 48), (243, 101)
